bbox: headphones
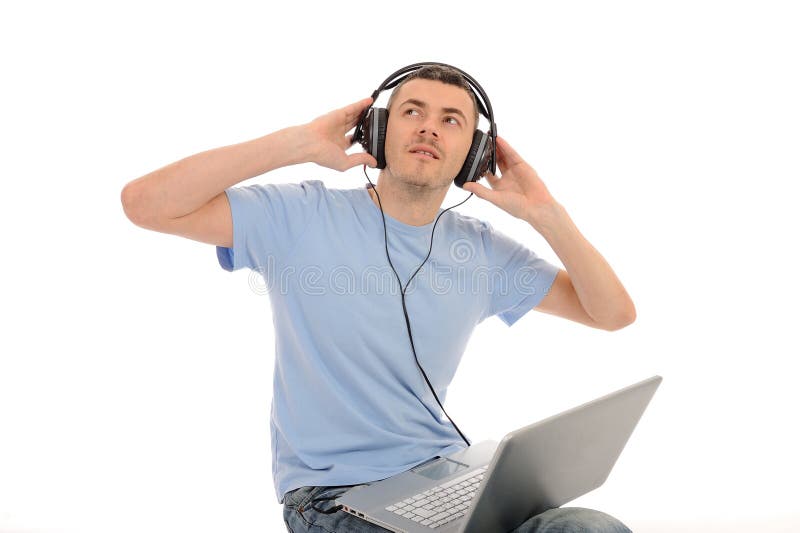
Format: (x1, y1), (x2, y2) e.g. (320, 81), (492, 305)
(352, 62), (497, 188)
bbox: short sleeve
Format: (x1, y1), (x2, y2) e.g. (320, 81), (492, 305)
(216, 180), (323, 272)
(483, 223), (561, 327)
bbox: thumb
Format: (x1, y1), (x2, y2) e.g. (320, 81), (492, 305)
(346, 152), (378, 170)
(463, 181), (497, 202)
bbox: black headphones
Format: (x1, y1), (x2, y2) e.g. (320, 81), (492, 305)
(352, 62), (497, 188)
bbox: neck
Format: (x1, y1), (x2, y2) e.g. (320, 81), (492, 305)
(366, 174), (449, 226)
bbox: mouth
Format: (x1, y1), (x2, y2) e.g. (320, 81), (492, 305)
(408, 145), (441, 160)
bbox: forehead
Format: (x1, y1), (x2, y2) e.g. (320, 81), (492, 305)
(391, 78), (474, 114)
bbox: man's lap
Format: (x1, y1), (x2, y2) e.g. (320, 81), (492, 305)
(282, 485), (632, 533)
(510, 506), (632, 532)
(283, 485), (386, 532)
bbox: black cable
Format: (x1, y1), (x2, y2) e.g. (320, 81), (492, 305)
(362, 165), (473, 448)
(308, 169), (475, 516)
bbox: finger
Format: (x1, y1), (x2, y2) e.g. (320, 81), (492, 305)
(345, 151), (378, 170)
(344, 96), (374, 126)
(342, 129), (363, 148)
(484, 171), (501, 188)
(462, 181), (499, 203)
(496, 135), (523, 167)
(494, 143), (509, 173)
(335, 134), (351, 150)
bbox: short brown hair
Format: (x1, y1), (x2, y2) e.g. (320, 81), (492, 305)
(386, 65), (480, 128)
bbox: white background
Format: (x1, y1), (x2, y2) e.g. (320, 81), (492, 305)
(1, 1), (798, 532)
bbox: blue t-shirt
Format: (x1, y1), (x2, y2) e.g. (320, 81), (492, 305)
(216, 179), (560, 503)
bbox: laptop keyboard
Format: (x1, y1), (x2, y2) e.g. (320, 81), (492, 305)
(385, 466), (488, 529)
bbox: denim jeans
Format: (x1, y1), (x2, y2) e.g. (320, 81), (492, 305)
(282, 484), (632, 533)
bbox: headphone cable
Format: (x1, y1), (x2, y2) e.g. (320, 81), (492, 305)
(362, 165), (473, 448)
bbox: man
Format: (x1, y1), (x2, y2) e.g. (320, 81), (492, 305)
(121, 64), (636, 532)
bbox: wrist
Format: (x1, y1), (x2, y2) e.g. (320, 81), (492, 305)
(279, 124), (314, 166)
(526, 202), (570, 236)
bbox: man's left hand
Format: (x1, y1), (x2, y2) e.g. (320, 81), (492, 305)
(462, 136), (558, 226)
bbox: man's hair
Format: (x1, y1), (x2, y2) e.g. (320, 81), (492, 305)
(386, 65), (480, 129)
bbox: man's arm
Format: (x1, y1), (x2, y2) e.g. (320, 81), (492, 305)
(462, 136), (636, 331)
(532, 270), (608, 329)
(532, 206), (636, 331)
(120, 97), (377, 247)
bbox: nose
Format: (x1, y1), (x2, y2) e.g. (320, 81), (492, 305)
(418, 118), (439, 138)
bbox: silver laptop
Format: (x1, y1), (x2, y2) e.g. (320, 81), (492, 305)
(336, 375), (662, 533)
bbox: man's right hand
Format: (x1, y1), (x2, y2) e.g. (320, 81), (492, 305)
(298, 97), (378, 172)
(122, 96), (379, 248)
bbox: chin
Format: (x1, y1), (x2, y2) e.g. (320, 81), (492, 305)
(389, 165), (452, 189)
(399, 173), (445, 190)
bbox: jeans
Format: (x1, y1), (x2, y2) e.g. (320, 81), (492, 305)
(282, 485), (632, 533)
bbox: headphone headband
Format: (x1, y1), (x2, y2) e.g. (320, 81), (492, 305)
(371, 62), (494, 122)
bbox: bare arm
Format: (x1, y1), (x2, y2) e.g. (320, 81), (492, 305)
(120, 97), (377, 247)
(463, 136), (636, 331)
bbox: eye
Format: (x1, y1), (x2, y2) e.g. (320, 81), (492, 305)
(444, 116), (459, 126)
(405, 108), (420, 116)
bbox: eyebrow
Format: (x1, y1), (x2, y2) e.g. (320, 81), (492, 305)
(399, 98), (469, 125)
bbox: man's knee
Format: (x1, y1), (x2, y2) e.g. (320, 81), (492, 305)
(518, 506), (632, 533)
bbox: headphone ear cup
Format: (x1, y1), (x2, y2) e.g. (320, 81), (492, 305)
(358, 108), (389, 169)
(454, 130), (492, 188)
(374, 108), (388, 169)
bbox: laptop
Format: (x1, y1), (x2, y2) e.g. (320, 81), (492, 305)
(336, 375), (662, 532)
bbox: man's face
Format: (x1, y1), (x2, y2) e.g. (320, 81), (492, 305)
(383, 79), (476, 190)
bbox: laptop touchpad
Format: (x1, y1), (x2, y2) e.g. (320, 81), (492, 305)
(412, 456), (469, 481)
